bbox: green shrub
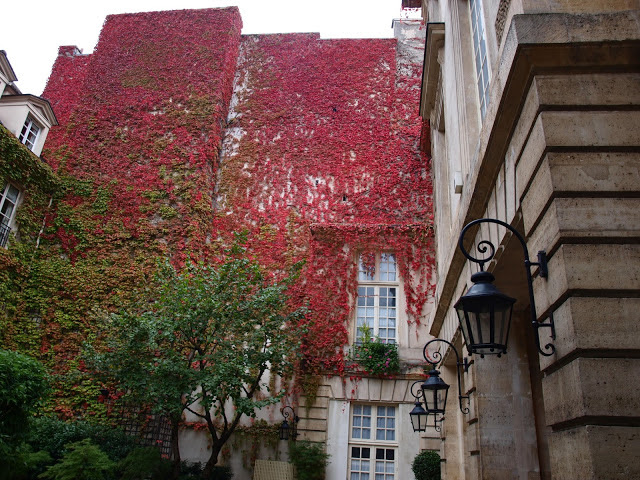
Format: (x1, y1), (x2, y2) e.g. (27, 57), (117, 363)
(207, 466), (233, 480)
(411, 450), (441, 480)
(288, 442), (329, 480)
(0, 349), (49, 447)
(39, 438), (115, 480)
(178, 462), (233, 480)
(117, 447), (172, 480)
(350, 326), (400, 376)
(27, 417), (136, 461)
(0, 444), (52, 480)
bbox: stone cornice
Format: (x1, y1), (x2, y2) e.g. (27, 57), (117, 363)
(419, 22), (445, 120)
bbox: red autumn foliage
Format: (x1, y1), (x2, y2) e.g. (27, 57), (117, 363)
(38, 8), (432, 390)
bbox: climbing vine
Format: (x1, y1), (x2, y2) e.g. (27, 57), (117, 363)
(0, 8), (433, 419)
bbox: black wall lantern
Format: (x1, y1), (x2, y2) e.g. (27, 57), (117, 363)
(409, 385), (428, 432)
(410, 339), (469, 432)
(456, 218), (555, 357)
(279, 405), (299, 441)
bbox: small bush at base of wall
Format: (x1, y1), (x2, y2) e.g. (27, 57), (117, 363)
(289, 442), (330, 480)
(412, 450), (441, 480)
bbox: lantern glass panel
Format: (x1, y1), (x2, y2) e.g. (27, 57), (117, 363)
(409, 403), (427, 432)
(455, 287), (515, 356)
(421, 377), (449, 415)
(279, 420), (290, 441)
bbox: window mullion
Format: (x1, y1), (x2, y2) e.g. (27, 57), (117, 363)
(374, 286), (380, 339)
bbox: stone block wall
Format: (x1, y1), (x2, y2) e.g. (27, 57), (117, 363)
(423, 4), (640, 479)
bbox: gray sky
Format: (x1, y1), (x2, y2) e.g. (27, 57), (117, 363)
(1, 0), (413, 96)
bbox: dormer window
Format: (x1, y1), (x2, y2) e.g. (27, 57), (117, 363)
(19, 115), (41, 152)
(0, 94), (58, 156)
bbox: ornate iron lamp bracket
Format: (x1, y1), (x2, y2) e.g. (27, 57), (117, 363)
(458, 218), (556, 356)
(280, 405), (299, 441)
(423, 338), (470, 415)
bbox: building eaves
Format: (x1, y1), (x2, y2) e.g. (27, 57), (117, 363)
(0, 94), (58, 126)
(0, 50), (19, 83)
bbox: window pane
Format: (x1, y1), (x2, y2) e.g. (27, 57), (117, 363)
(470, 0), (490, 119)
(7, 185), (19, 202)
(1, 202), (14, 219)
(375, 406), (395, 441)
(379, 253), (396, 281)
(352, 405), (372, 439)
(482, 60), (489, 92)
(359, 254), (375, 281)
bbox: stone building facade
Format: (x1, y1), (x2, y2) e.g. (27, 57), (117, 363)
(418, 1), (640, 479)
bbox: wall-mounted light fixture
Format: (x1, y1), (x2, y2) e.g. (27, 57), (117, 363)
(279, 405), (299, 441)
(455, 218), (555, 357)
(410, 339), (469, 432)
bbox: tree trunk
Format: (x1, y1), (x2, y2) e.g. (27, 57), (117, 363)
(171, 415), (182, 479)
(202, 442), (222, 479)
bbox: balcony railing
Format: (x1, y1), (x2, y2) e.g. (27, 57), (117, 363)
(0, 223), (11, 247)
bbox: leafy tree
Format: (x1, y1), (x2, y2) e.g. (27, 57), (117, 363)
(88, 236), (306, 478)
(0, 349), (49, 458)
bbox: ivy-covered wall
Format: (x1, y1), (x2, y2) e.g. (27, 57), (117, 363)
(215, 30), (433, 373)
(0, 124), (59, 313)
(0, 7), (432, 417)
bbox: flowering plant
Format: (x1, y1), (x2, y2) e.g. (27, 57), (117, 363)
(350, 325), (400, 376)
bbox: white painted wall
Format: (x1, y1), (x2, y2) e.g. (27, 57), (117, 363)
(326, 400), (350, 479)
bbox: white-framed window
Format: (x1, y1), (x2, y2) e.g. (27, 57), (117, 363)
(356, 253), (398, 344)
(470, 0), (490, 119)
(349, 404), (397, 480)
(19, 115), (41, 152)
(0, 183), (21, 247)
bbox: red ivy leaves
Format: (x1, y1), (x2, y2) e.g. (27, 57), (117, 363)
(210, 31), (434, 374)
(34, 10), (432, 411)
